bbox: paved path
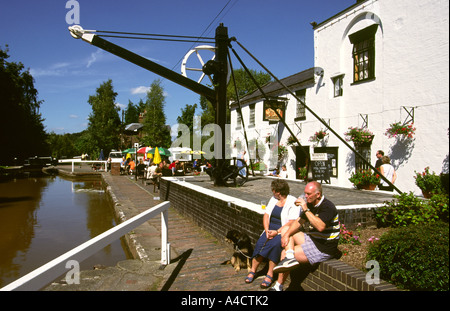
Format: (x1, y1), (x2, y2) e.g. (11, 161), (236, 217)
(45, 165), (395, 291)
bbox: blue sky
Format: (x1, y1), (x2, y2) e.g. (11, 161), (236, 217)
(1, 0), (354, 134)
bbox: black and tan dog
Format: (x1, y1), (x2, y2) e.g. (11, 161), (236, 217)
(222, 230), (253, 272)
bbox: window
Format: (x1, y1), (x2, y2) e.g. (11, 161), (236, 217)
(349, 24), (378, 83)
(236, 109), (242, 129)
(249, 104), (255, 127)
(295, 90), (306, 121)
(332, 75), (344, 97)
(355, 145), (372, 171)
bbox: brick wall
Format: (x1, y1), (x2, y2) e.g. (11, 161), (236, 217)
(160, 178), (264, 244)
(160, 178), (398, 291)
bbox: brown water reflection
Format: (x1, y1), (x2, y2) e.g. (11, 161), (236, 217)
(0, 176), (129, 288)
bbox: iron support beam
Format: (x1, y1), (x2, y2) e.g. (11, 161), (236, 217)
(212, 24), (229, 186)
(85, 34), (216, 103)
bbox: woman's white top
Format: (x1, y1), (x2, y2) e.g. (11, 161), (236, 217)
(380, 163), (395, 186)
(265, 194), (301, 226)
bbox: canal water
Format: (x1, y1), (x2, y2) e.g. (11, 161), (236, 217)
(0, 175), (130, 288)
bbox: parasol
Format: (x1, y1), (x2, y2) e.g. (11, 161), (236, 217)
(153, 147), (162, 164)
(148, 147), (172, 156)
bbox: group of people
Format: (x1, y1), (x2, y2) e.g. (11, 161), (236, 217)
(120, 157), (138, 175)
(270, 165), (288, 178)
(192, 158), (212, 173)
(269, 149), (397, 191)
(247, 179), (340, 291)
(375, 150), (397, 191)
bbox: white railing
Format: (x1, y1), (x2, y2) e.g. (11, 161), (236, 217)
(1, 201), (170, 291)
(58, 159), (108, 172)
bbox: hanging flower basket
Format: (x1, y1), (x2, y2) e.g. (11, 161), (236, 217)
(385, 121), (416, 139)
(344, 127), (374, 146)
(309, 130), (329, 143)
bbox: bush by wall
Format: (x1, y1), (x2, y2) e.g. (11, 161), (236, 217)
(374, 192), (449, 227)
(366, 221), (449, 291)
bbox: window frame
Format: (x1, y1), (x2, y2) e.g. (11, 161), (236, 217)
(249, 104), (255, 127)
(332, 74), (344, 97)
(294, 89), (306, 122)
(236, 109), (242, 129)
(349, 24), (378, 84)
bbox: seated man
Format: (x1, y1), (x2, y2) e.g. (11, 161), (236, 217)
(271, 181), (340, 291)
(127, 159), (136, 175)
(136, 159), (146, 178)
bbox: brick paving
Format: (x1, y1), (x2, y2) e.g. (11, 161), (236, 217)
(93, 170), (271, 291)
(49, 164), (395, 291)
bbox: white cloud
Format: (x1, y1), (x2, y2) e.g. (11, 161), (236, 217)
(86, 49), (104, 68)
(30, 62), (71, 77)
(115, 102), (126, 110)
(69, 114), (78, 119)
(131, 86), (150, 95)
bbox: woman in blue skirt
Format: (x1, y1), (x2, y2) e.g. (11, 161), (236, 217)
(245, 179), (301, 288)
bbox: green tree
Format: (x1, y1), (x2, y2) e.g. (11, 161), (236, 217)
(47, 132), (77, 159)
(226, 68), (271, 102)
(0, 46), (49, 164)
(199, 68), (271, 126)
(197, 68), (271, 150)
(86, 79), (121, 157)
(124, 100), (140, 124)
(175, 103), (198, 149)
(141, 79), (171, 147)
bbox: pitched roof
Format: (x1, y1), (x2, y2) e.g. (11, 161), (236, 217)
(233, 68), (315, 106)
(124, 123), (144, 132)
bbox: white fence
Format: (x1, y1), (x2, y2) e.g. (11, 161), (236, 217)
(58, 159), (108, 172)
(1, 201), (171, 291)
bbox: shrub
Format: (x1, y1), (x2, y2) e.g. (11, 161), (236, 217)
(414, 167), (443, 194)
(366, 222), (449, 291)
(374, 192), (449, 227)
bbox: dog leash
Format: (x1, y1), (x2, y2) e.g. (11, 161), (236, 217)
(235, 245), (252, 259)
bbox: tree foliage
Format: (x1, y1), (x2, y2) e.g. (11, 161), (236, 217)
(124, 100), (140, 124)
(197, 68), (271, 147)
(226, 68), (271, 102)
(85, 79), (121, 157)
(0, 46), (49, 164)
(200, 68), (271, 126)
(141, 79), (171, 148)
(175, 103), (198, 149)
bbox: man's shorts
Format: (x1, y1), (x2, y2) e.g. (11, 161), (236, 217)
(302, 234), (333, 265)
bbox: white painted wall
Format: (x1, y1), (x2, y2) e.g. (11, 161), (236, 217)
(312, 0), (449, 194)
(230, 0), (449, 195)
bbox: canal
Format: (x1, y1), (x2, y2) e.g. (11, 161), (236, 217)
(0, 175), (130, 288)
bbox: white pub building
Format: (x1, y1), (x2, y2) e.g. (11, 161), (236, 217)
(229, 0), (449, 195)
